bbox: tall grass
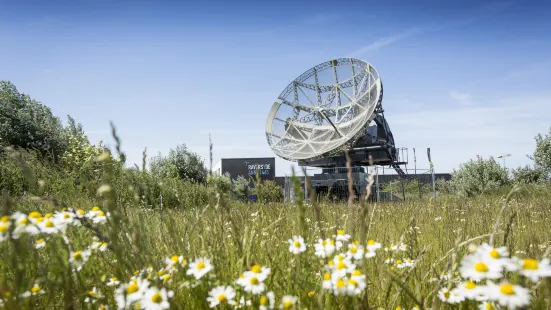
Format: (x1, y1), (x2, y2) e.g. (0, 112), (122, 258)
(1, 136), (551, 309)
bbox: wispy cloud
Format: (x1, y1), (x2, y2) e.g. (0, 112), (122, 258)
(351, 27), (424, 55)
(351, 1), (516, 56)
(449, 91), (474, 106)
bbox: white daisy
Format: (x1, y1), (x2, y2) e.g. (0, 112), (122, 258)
(454, 280), (485, 301)
(240, 273), (266, 295)
(288, 236), (306, 254)
(107, 277), (120, 287)
(366, 239), (382, 252)
(438, 287), (464, 304)
(186, 257), (214, 280)
(346, 242), (365, 261)
(280, 295), (298, 309)
(511, 257), (551, 282)
(458, 253), (503, 281)
(259, 291), (275, 310)
(314, 238), (336, 258)
(484, 281), (530, 309)
(206, 285), (236, 308)
(115, 277), (150, 308)
(142, 287), (173, 310)
(35, 238), (46, 249)
(69, 249), (92, 271)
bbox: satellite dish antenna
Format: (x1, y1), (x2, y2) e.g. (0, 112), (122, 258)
(265, 58), (406, 176)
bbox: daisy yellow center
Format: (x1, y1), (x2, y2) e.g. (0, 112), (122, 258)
(489, 249), (500, 259)
(31, 286), (40, 293)
(322, 240), (327, 245)
(1, 216), (8, 222)
(158, 270), (164, 276)
(407, 259), (412, 263)
(63, 213), (70, 219)
(485, 303), (495, 310)
(443, 291), (450, 298)
(29, 211), (41, 218)
(37, 239), (44, 244)
(127, 283), (139, 294)
(328, 260), (334, 266)
(337, 230), (344, 235)
(77, 210), (85, 216)
(337, 262), (347, 270)
(45, 213), (53, 219)
(500, 283), (515, 295)
(308, 291), (315, 297)
(171, 255), (179, 263)
(98, 211), (105, 217)
(395, 260), (402, 265)
(294, 241), (301, 247)
(19, 217), (29, 225)
(323, 273), (331, 281)
(523, 258), (539, 270)
(350, 247), (357, 253)
(73, 251), (83, 261)
(35, 217), (44, 223)
(197, 261), (205, 270)
(88, 290), (95, 296)
(337, 255), (344, 262)
(396, 308), (402, 310)
(475, 262), (489, 272)
(111, 277), (118, 281)
(283, 301), (294, 309)
(260, 296), (268, 305)
(45, 221), (54, 228)
(336, 279), (346, 288)
(101, 242), (108, 247)
(349, 279), (358, 287)
(0, 224), (7, 233)
(92, 206), (100, 211)
(218, 294), (227, 302)
(465, 281), (476, 289)
(151, 292), (162, 303)
(352, 270), (362, 276)
(251, 264), (262, 273)
(250, 277), (259, 285)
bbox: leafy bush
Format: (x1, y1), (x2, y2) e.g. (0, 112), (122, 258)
(231, 175), (250, 202)
(530, 126), (551, 176)
(435, 178), (456, 194)
(150, 144), (208, 184)
(512, 165), (548, 184)
(451, 155), (511, 197)
(0, 81), (68, 161)
(253, 179), (282, 203)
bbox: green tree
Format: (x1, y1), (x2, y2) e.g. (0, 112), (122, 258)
(451, 155), (510, 197)
(0, 81), (68, 161)
(530, 126), (551, 176)
(512, 165), (547, 184)
(231, 175), (250, 202)
(254, 180), (282, 203)
(149, 144), (208, 184)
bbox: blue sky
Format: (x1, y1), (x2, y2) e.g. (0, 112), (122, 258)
(1, 0), (550, 176)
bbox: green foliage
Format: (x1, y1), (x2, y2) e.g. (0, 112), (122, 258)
(434, 178), (456, 194)
(206, 173), (232, 195)
(512, 165), (548, 184)
(0, 81), (68, 161)
(451, 155), (511, 197)
(531, 126), (551, 175)
(383, 178), (430, 197)
(253, 179), (282, 203)
(231, 175), (250, 202)
(149, 144), (208, 184)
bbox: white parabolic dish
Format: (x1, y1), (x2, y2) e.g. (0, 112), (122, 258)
(265, 58), (383, 162)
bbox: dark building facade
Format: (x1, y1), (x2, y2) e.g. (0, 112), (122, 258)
(213, 157), (276, 187)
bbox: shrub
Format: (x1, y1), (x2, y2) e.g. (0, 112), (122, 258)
(0, 81), (68, 161)
(512, 165), (548, 184)
(150, 144), (208, 184)
(254, 179), (282, 203)
(451, 155), (510, 197)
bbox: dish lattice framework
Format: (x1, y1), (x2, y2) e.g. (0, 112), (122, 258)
(265, 58), (383, 162)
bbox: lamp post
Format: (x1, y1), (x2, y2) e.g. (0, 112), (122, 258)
(497, 154), (511, 169)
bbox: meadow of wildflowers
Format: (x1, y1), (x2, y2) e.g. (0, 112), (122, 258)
(1, 164), (551, 310)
